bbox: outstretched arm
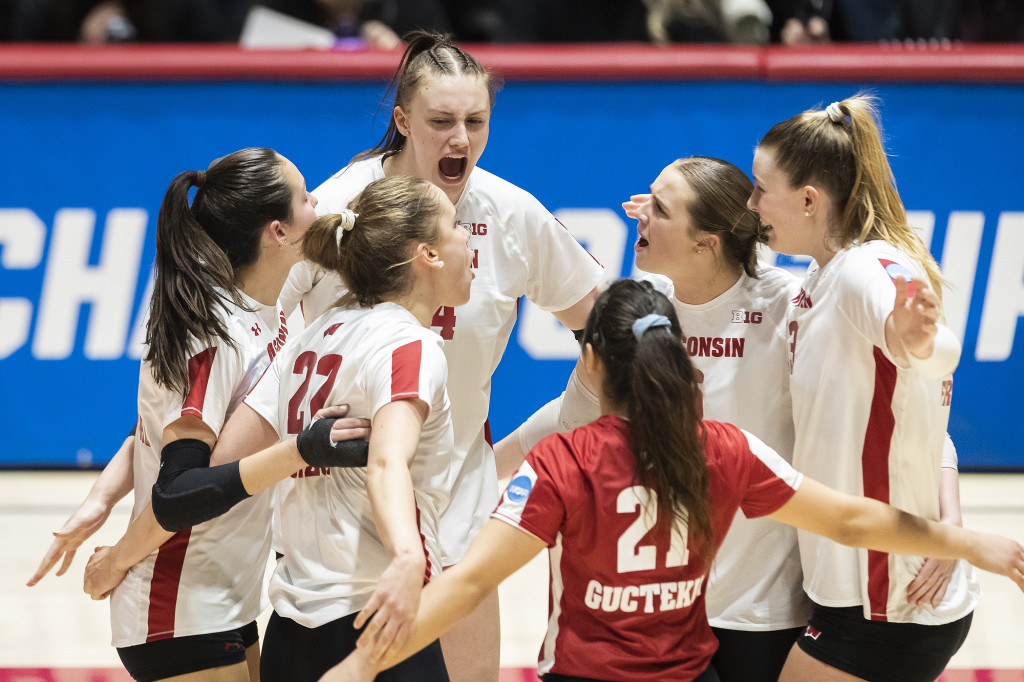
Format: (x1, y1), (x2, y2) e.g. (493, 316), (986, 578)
(83, 416), (215, 599)
(494, 356), (601, 479)
(768, 477), (1024, 588)
(322, 520), (545, 681)
(28, 431), (135, 586)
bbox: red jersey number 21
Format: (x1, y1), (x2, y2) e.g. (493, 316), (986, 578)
(432, 306), (457, 340)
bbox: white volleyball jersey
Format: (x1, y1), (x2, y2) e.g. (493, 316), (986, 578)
(245, 302), (454, 627)
(110, 293), (285, 647)
(281, 156), (603, 564)
(788, 241), (978, 624)
(646, 269), (811, 631)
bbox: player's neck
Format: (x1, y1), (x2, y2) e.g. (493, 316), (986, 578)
(669, 260), (743, 305)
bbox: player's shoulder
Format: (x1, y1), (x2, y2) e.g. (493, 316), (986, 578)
(833, 241), (924, 290)
(465, 166), (545, 215)
(745, 265), (802, 310)
(312, 157), (383, 210)
(700, 419), (751, 462)
(752, 264), (802, 292)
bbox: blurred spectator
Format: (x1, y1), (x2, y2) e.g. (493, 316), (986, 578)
(958, 0), (1024, 41)
(257, 0), (506, 45)
(494, 0), (651, 42)
(645, 0), (728, 43)
(10, 0), (236, 42)
(768, 0), (982, 44)
(833, 0), (958, 41)
(766, 0), (832, 44)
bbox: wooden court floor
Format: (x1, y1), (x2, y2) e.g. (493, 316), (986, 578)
(2, 471), (1022, 681)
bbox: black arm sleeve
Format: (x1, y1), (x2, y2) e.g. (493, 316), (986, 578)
(296, 418), (369, 468)
(151, 439), (251, 533)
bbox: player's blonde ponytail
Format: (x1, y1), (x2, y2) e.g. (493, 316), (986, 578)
(758, 94), (945, 303)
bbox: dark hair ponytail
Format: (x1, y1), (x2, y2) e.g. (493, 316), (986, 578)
(145, 147), (292, 395)
(581, 279), (714, 558)
(355, 30), (502, 162)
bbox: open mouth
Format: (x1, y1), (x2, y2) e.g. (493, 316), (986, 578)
(438, 156), (467, 180)
(636, 235), (650, 248)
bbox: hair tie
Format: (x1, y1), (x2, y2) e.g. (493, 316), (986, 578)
(631, 313), (671, 341)
(195, 170), (207, 187)
(334, 209), (359, 249)
(825, 101), (845, 124)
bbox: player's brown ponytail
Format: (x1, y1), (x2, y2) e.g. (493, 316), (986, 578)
(671, 156), (763, 278)
(580, 279), (715, 560)
(146, 147), (292, 395)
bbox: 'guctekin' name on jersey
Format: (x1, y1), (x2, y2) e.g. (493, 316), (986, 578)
(684, 336), (745, 358)
(584, 577), (704, 614)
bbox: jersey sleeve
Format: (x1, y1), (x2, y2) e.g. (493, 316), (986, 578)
(735, 428), (803, 519)
(363, 334), (448, 420)
(491, 436), (573, 547)
(278, 261), (323, 321)
(941, 433), (959, 470)
(244, 352), (285, 439)
(164, 340), (245, 438)
(834, 246), (924, 363)
(518, 192), (604, 313)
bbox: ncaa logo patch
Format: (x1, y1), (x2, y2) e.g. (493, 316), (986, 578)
(879, 259), (913, 282)
(506, 475), (533, 503)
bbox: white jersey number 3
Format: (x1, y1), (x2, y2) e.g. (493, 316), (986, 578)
(616, 486), (690, 573)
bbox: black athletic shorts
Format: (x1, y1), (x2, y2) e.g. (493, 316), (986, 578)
(261, 610), (449, 682)
(116, 620), (258, 682)
(797, 604), (973, 682)
(543, 662), (720, 682)
(711, 625), (804, 682)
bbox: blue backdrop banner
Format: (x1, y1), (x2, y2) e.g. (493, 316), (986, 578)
(1, 76), (1022, 468)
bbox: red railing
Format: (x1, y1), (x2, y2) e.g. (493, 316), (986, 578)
(2, 42), (1023, 82)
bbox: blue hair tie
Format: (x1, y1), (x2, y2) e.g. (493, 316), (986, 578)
(632, 313), (671, 341)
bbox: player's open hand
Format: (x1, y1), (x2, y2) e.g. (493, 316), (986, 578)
(313, 404), (372, 444)
(83, 545), (128, 600)
(907, 557), (956, 607)
(971, 533), (1024, 593)
(354, 553), (424, 661)
(27, 496), (112, 586)
(622, 194), (651, 220)
(891, 275), (940, 361)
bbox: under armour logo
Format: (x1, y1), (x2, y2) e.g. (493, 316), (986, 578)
(251, 322), (262, 336)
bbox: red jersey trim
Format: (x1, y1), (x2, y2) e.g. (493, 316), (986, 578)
(864, 346), (897, 621)
(390, 340), (422, 401)
(146, 529), (192, 642)
(181, 347), (217, 418)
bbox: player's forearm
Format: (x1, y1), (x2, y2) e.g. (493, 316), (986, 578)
(937, 467), (963, 527)
(110, 503), (175, 571)
(237, 438), (305, 495)
(366, 460), (424, 564)
(91, 434), (136, 506)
